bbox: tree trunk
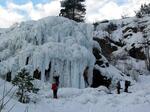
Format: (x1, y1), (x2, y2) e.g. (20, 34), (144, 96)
(72, 0), (75, 20)
(20, 89), (24, 103)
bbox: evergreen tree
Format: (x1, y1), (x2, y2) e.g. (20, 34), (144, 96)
(59, 0), (86, 22)
(136, 3), (150, 18)
(12, 69), (37, 103)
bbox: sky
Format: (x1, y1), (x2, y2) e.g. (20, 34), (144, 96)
(0, 0), (150, 28)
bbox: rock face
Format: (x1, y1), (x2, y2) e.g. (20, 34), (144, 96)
(92, 68), (111, 88)
(93, 15), (150, 84)
(129, 47), (146, 60)
(93, 37), (118, 60)
(92, 36), (129, 88)
(0, 16), (95, 88)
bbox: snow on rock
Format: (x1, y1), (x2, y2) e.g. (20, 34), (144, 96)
(93, 30), (109, 39)
(93, 15), (150, 82)
(0, 16), (95, 88)
(95, 64), (131, 82)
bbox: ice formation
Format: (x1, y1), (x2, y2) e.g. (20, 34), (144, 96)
(0, 16), (95, 88)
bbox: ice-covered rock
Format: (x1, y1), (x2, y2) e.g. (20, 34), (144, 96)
(0, 16), (95, 88)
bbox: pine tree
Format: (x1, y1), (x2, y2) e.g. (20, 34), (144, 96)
(12, 69), (37, 103)
(136, 3), (150, 18)
(59, 0), (86, 22)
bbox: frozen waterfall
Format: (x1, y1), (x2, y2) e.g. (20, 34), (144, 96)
(0, 16), (95, 88)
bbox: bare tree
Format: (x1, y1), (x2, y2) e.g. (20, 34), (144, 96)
(24, 105), (29, 112)
(0, 80), (15, 112)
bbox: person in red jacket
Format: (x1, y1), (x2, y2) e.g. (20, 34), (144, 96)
(51, 75), (59, 99)
(52, 82), (58, 98)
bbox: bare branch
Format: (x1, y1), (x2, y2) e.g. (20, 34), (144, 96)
(7, 104), (16, 112)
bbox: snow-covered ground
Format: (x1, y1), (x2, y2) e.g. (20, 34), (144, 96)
(1, 75), (150, 112)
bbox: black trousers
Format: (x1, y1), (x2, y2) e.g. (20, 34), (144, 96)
(84, 78), (89, 87)
(117, 88), (120, 94)
(124, 86), (128, 92)
(53, 90), (58, 98)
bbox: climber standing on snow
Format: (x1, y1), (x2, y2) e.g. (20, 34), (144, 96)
(117, 81), (121, 94)
(124, 80), (130, 93)
(51, 71), (59, 99)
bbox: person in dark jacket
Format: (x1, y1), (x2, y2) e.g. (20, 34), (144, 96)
(124, 80), (130, 93)
(117, 81), (121, 94)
